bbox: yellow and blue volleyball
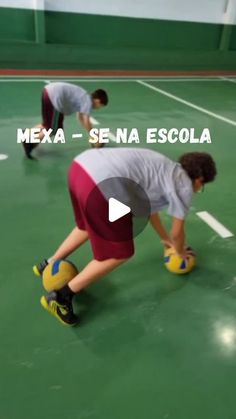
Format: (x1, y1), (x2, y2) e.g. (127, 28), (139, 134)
(164, 247), (196, 274)
(42, 259), (78, 292)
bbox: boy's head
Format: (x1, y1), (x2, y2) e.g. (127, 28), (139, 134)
(179, 152), (217, 192)
(91, 89), (109, 109)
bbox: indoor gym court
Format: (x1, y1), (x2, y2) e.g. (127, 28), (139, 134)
(0, 75), (236, 418)
(1, 0), (236, 418)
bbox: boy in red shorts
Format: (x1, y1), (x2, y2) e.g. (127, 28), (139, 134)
(34, 148), (217, 326)
(22, 82), (108, 159)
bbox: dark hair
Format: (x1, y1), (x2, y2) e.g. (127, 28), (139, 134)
(179, 152), (217, 183)
(92, 89), (108, 106)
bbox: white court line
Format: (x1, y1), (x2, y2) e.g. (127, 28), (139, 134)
(197, 211), (234, 239)
(137, 78), (226, 82)
(0, 154), (8, 161)
(219, 76), (236, 84)
(89, 116), (100, 125)
(0, 74), (232, 79)
(0, 79), (48, 82)
(108, 132), (117, 142)
(0, 77), (230, 83)
(0, 78), (136, 82)
(137, 79), (236, 127)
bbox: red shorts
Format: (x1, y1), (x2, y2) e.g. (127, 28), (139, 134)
(68, 161), (134, 261)
(42, 88), (64, 133)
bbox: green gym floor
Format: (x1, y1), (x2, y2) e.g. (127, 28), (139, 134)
(0, 75), (236, 419)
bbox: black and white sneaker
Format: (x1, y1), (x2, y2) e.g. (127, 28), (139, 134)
(40, 291), (78, 326)
(21, 130), (38, 159)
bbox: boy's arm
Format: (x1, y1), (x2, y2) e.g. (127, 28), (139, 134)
(150, 214), (187, 257)
(170, 217), (185, 257)
(77, 112), (92, 133)
(149, 213), (172, 247)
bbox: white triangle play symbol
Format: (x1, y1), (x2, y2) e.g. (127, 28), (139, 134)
(108, 198), (131, 222)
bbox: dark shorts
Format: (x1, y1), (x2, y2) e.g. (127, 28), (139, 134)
(42, 88), (64, 133)
(68, 161), (134, 261)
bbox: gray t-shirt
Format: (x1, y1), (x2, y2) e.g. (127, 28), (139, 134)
(46, 82), (92, 115)
(75, 148), (193, 220)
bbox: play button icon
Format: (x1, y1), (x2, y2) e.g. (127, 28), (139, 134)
(85, 176), (151, 242)
(108, 198), (131, 222)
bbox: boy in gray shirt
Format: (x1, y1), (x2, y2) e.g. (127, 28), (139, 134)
(34, 148), (217, 326)
(22, 82), (108, 159)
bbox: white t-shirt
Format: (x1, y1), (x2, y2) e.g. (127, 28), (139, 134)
(46, 82), (92, 115)
(75, 148), (193, 220)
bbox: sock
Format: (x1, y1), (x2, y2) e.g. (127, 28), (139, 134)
(57, 284), (75, 305)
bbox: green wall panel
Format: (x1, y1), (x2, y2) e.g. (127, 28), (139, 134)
(0, 7), (35, 42)
(1, 42), (236, 70)
(229, 25), (236, 50)
(45, 11), (222, 50)
(0, 6), (236, 70)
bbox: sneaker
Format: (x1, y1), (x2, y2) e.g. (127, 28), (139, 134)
(33, 259), (48, 277)
(40, 292), (78, 326)
(21, 131), (38, 159)
(22, 142), (33, 159)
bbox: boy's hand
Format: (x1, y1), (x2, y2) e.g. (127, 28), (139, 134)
(90, 140), (104, 148)
(185, 246), (196, 256)
(178, 246), (196, 260)
(164, 244), (196, 260)
(162, 239), (174, 249)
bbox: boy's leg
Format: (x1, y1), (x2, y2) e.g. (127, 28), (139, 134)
(68, 257), (127, 293)
(22, 124), (48, 159)
(23, 88), (63, 158)
(40, 257), (128, 326)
